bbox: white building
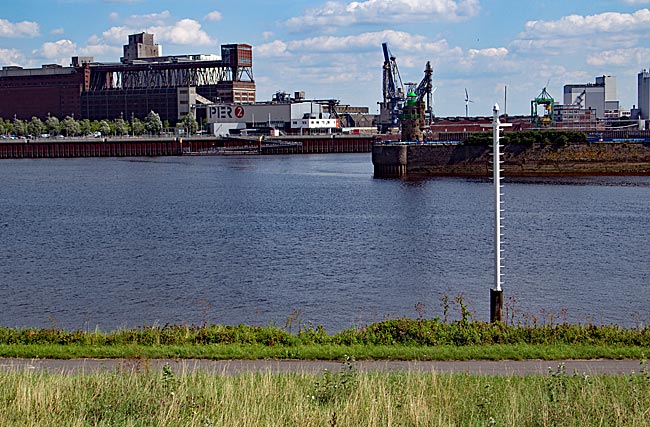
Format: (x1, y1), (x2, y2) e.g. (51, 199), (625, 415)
(563, 75), (619, 119)
(204, 101), (339, 136)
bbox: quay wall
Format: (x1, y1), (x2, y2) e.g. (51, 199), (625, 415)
(372, 142), (650, 177)
(0, 135), (377, 159)
(0, 139), (181, 159)
(261, 135), (375, 154)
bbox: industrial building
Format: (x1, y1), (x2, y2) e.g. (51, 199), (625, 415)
(563, 75), (619, 119)
(553, 104), (598, 129)
(0, 33), (255, 123)
(637, 70), (650, 120)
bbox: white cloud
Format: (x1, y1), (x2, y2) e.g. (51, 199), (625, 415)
(100, 18), (215, 48)
(262, 31), (274, 41)
(521, 9), (650, 38)
(51, 28), (65, 35)
(109, 12), (119, 21)
(101, 26), (132, 44)
(256, 40), (291, 58)
(35, 39), (77, 59)
(467, 47), (508, 59)
(149, 19), (214, 46)
(0, 48), (26, 65)
(587, 47), (650, 67)
(128, 10), (171, 26)
(284, 0), (480, 31)
(205, 11), (223, 22)
(0, 18), (40, 38)
(30, 39), (78, 65)
(257, 30), (451, 56)
(621, 0), (650, 4)
(80, 43), (122, 58)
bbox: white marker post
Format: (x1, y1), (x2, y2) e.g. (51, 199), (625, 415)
(491, 103), (510, 323)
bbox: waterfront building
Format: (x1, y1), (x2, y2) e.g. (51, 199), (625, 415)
(202, 98), (339, 136)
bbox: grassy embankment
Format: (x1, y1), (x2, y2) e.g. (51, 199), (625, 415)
(1, 360), (649, 426)
(1, 314), (648, 360)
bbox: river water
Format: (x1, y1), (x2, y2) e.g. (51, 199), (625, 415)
(0, 154), (648, 331)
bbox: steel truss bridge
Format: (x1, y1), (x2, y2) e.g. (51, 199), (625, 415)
(87, 61), (254, 91)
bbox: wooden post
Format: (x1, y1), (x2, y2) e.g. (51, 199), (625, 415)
(490, 289), (503, 323)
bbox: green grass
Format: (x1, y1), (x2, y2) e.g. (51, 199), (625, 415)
(0, 362), (648, 426)
(0, 318), (649, 360)
(0, 343), (648, 361)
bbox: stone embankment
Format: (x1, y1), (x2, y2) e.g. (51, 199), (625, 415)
(372, 142), (650, 177)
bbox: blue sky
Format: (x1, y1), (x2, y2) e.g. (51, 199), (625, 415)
(2, 0), (650, 116)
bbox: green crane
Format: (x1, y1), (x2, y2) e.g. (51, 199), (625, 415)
(531, 87), (554, 127)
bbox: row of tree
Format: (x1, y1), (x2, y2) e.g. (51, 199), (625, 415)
(0, 111), (200, 138)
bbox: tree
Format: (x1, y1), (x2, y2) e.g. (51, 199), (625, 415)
(12, 118), (27, 136)
(3, 119), (13, 135)
(178, 112), (199, 135)
(0, 118), (5, 136)
(79, 119), (92, 136)
(61, 116), (81, 137)
(28, 117), (46, 136)
(114, 117), (129, 136)
(98, 120), (111, 136)
(131, 118), (145, 136)
(45, 116), (60, 136)
(144, 110), (162, 135)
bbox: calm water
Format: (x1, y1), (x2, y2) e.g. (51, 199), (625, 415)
(0, 154), (648, 331)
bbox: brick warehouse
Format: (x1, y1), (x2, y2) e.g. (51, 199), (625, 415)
(0, 33), (255, 123)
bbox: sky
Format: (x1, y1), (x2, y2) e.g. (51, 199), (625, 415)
(2, 0), (650, 117)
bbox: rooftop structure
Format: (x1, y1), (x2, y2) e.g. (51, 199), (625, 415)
(121, 32), (162, 63)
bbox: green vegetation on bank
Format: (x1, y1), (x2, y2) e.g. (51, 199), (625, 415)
(0, 109), (199, 138)
(1, 361), (648, 426)
(1, 317), (648, 360)
(463, 129), (588, 146)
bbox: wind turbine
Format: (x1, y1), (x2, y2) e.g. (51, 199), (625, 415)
(464, 88), (474, 118)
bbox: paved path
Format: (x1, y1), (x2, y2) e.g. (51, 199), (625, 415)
(0, 358), (645, 376)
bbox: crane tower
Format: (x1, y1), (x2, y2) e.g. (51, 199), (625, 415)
(378, 42), (405, 133)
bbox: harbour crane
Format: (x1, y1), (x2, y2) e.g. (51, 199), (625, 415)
(413, 61), (434, 124)
(573, 89), (587, 109)
(531, 87), (555, 127)
(378, 42), (405, 133)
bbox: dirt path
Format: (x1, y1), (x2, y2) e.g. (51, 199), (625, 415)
(0, 358), (645, 376)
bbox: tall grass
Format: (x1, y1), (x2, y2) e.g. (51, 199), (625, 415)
(2, 296), (648, 360)
(1, 319), (649, 348)
(0, 361), (648, 426)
